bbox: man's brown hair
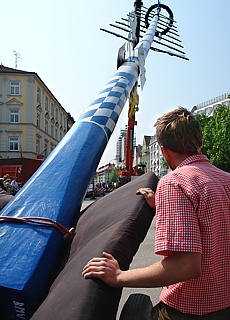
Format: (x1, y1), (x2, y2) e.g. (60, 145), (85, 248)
(154, 107), (203, 155)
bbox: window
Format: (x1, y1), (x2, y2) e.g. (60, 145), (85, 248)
(55, 107), (58, 120)
(36, 140), (40, 155)
(10, 81), (20, 95)
(37, 113), (40, 128)
(51, 125), (54, 137)
(51, 103), (54, 116)
(45, 120), (48, 133)
(44, 144), (48, 157)
(37, 87), (41, 102)
(9, 137), (19, 151)
(10, 109), (19, 123)
(45, 96), (49, 111)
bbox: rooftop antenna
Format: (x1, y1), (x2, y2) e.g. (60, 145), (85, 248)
(13, 50), (22, 69)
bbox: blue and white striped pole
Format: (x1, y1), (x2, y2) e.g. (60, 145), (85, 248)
(0, 9), (160, 320)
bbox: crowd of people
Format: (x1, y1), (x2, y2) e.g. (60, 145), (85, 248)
(0, 174), (19, 195)
(0, 174), (19, 211)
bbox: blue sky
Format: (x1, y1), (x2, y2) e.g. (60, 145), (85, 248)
(1, 0), (230, 167)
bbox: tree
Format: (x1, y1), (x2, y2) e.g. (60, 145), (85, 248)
(196, 104), (230, 172)
(161, 156), (169, 170)
(109, 166), (120, 183)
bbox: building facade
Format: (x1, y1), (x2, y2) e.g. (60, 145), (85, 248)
(116, 125), (138, 168)
(138, 135), (151, 172)
(95, 163), (116, 186)
(0, 65), (74, 159)
(116, 127), (127, 166)
(193, 91), (230, 116)
(149, 134), (169, 177)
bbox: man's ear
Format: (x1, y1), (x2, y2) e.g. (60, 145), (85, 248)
(161, 145), (170, 159)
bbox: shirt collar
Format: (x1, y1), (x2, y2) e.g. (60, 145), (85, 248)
(177, 154), (210, 169)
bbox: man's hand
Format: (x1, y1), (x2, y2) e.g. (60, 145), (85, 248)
(82, 252), (122, 287)
(136, 187), (155, 209)
(83, 251), (202, 289)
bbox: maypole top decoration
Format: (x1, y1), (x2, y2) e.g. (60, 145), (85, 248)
(101, 0), (189, 181)
(101, 0), (189, 90)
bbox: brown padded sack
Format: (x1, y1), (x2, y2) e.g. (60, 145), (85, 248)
(31, 172), (159, 320)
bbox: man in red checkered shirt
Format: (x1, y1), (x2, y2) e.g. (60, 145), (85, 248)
(83, 107), (230, 319)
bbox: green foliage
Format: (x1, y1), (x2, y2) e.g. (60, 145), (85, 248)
(195, 104), (230, 172)
(161, 156), (169, 169)
(109, 166), (120, 182)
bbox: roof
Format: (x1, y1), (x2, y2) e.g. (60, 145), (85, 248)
(96, 163), (115, 173)
(0, 64), (33, 75)
(0, 64), (74, 120)
(143, 135), (152, 147)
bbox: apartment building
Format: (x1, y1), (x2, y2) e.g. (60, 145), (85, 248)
(193, 91), (230, 116)
(136, 135), (152, 172)
(149, 134), (169, 177)
(95, 163), (116, 186)
(115, 125), (139, 167)
(116, 127), (127, 166)
(0, 64), (74, 159)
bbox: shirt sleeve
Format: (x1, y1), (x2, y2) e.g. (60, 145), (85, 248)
(155, 177), (202, 257)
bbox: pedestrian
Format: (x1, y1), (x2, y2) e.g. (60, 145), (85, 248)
(1, 175), (9, 191)
(82, 107), (230, 319)
(11, 177), (19, 195)
(4, 178), (12, 195)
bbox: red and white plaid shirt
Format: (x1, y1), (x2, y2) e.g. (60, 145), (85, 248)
(155, 154), (230, 315)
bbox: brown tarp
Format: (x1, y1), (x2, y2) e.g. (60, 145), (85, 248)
(31, 172), (159, 320)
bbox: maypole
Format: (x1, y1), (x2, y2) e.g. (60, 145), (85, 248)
(0, 2), (188, 319)
(125, 0), (143, 181)
(111, 0), (188, 182)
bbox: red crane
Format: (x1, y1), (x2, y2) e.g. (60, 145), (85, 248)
(118, 0), (146, 184)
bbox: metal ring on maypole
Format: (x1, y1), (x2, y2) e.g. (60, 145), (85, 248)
(145, 3), (174, 37)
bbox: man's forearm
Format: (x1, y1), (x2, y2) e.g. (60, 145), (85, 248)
(117, 252), (202, 288)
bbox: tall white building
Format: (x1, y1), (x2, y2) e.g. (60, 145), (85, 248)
(116, 126), (137, 167)
(116, 127), (127, 166)
(149, 134), (169, 177)
(193, 91), (230, 116)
